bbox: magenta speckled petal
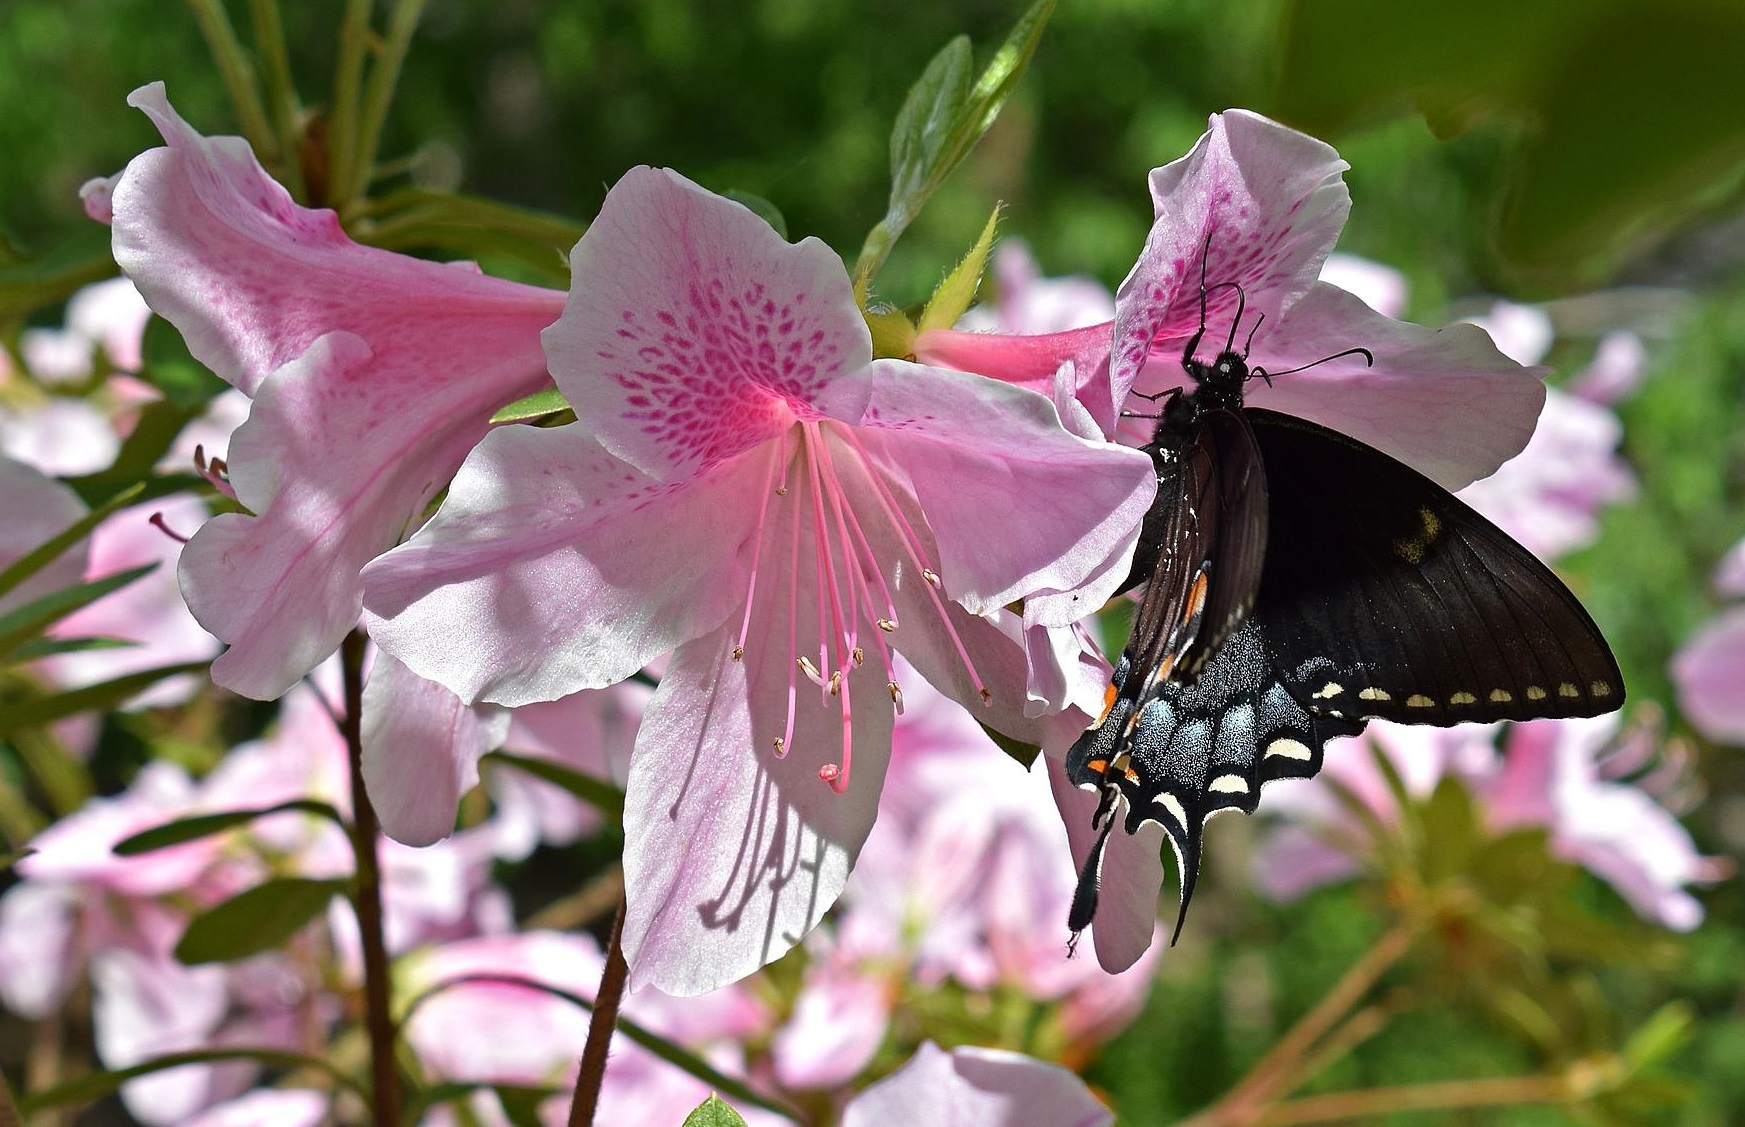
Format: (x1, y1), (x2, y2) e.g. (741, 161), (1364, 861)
(545, 166), (871, 481)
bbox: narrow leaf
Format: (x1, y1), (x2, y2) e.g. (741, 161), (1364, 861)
(66, 398), (201, 505)
(0, 565), (157, 662)
(684, 1095), (751, 1127)
(5, 636), (136, 663)
(17, 1047), (365, 1113)
(0, 661), (211, 736)
(855, 0), (1054, 289)
(490, 386), (573, 424)
(138, 315), (228, 409)
(0, 484), (144, 602)
(918, 204), (1002, 333)
(864, 306), (919, 360)
(114, 800), (346, 856)
(980, 721), (1041, 770)
(174, 877), (351, 965)
(485, 751), (625, 821)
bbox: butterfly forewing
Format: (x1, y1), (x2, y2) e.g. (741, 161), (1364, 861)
(1248, 408), (1624, 726)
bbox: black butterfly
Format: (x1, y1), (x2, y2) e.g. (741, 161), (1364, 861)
(1065, 268), (1624, 949)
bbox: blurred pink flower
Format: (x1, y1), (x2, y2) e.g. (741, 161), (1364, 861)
(1672, 534), (1745, 745)
(400, 930), (778, 1126)
(98, 82), (565, 699)
(1318, 252), (1408, 319)
(1253, 717), (1721, 930)
(917, 111), (1544, 492)
(0, 453), (89, 616)
(176, 1089), (328, 1127)
(364, 166), (1152, 995)
(956, 241), (1115, 335)
(840, 1041), (1112, 1127)
(16, 277), (151, 385)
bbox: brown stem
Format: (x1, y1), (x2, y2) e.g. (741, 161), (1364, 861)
(567, 893), (630, 1127)
(1180, 921), (1419, 1127)
(1246, 1074), (1570, 1127)
(1, 1067), (23, 1127)
(341, 630), (401, 1127)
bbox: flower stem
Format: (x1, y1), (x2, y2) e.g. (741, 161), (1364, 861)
(182, 0), (278, 167)
(326, 0), (372, 214)
(245, 0), (306, 200)
(348, 0), (429, 205)
(1179, 920), (1420, 1127)
(1244, 1074), (1572, 1127)
(340, 630), (400, 1127)
(567, 893), (630, 1127)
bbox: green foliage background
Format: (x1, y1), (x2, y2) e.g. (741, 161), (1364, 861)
(3, 1), (1744, 1124)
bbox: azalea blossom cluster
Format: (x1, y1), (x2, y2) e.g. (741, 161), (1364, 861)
(0, 57), (1721, 1125)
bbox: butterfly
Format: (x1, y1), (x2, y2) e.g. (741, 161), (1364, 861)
(1064, 264), (1625, 950)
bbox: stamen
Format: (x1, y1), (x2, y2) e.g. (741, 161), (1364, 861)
(836, 427), (990, 705)
(819, 763), (840, 783)
(827, 670), (842, 696)
(922, 568), (940, 586)
(877, 618), (896, 632)
(734, 436), (789, 659)
(813, 431), (902, 681)
(148, 512), (191, 544)
(797, 655), (826, 687)
(851, 646), (864, 667)
(888, 680), (904, 714)
(802, 424), (846, 707)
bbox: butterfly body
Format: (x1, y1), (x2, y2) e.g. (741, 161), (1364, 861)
(1066, 322), (1623, 947)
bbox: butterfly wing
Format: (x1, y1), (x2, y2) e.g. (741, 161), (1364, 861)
(1246, 408), (1624, 725)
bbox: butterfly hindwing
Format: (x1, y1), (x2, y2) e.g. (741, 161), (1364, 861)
(1247, 409), (1624, 727)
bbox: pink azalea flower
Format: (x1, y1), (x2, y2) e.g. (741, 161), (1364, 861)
(917, 110), (1544, 491)
(1318, 252), (1408, 319)
(176, 1089), (328, 1127)
(363, 166), (1155, 994)
(840, 1041), (1112, 1127)
(1672, 535), (1745, 745)
(0, 396), (120, 476)
(98, 82), (566, 699)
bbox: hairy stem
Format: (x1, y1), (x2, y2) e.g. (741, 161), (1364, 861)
(567, 894), (630, 1127)
(341, 630), (400, 1127)
(183, 0), (277, 166)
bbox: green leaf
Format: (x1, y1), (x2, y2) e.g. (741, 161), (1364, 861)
(854, 0), (1054, 293)
(174, 877), (350, 965)
(66, 398), (202, 506)
(484, 750), (625, 822)
(494, 1086), (551, 1127)
(0, 483), (144, 603)
(1622, 1002), (1695, 1070)
(684, 1095), (751, 1127)
(0, 233), (115, 323)
(918, 204), (1002, 333)
(0, 565), (157, 662)
(113, 800), (346, 856)
(17, 1047), (365, 1114)
(5, 635), (136, 663)
(0, 661), (211, 736)
(980, 721), (1041, 770)
(722, 190), (788, 240)
(1417, 774), (1476, 884)
(489, 386), (573, 424)
(139, 315), (228, 409)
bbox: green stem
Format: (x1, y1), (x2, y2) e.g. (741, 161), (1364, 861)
(349, 0), (429, 205)
(341, 631), (401, 1127)
(566, 894), (629, 1127)
(327, 0), (373, 213)
(246, 0), (306, 199)
(182, 0), (277, 165)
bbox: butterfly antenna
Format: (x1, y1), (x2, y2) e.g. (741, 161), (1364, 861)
(1223, 282), (1248, 355)
(1243, 311), (1265, 357)
(1251, 346), (1375, 381)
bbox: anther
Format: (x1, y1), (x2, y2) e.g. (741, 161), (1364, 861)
(851, 646), (864, 667)
(922, 568), (941, 586)
(797, 656), (825, 687)
(876, 618), (897, 633)
(731, 645), (744, 662)
(772, 736), (787, 757)
(888, 681), (904, 714)
(978, 688), (992, 705)
(828, 671), (842, 696)
(774, 485), (788, 496)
